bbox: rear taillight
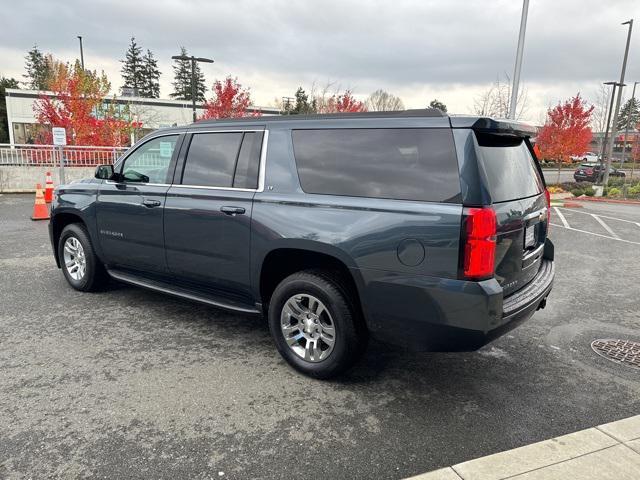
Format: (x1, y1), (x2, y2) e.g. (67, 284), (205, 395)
(545, 188), (551, 229)
(462, 207), (497, 280)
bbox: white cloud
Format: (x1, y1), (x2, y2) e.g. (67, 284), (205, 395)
(1, 0), (638, 122)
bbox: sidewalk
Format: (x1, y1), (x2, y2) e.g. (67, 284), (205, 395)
(406, 415), (640, 480)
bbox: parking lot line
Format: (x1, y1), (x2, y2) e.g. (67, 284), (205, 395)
(556, 207), (640, 227)
(553, 207), (570, 228)
(591, 214), (620, 239)
(549, 222), (640, 245)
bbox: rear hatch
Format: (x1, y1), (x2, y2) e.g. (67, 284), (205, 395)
(474, 132), (548, 296)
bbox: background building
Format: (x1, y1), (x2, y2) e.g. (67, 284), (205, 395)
(4, 88), (278, 145)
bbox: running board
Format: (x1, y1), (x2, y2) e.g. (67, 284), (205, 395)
(107, 269), (261, 314)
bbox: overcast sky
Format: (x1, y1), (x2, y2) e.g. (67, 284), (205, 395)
(1, 0), (638, 123)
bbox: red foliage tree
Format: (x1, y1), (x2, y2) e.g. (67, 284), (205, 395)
(536, 94), (594, 163)
(34, 60), (132, 146)
(319, 90), (367, 113)
(200, 76), (260, 120)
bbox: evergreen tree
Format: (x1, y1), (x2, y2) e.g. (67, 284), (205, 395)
(170, 47), (206, 101)
(140, 49), (161, 98)
(120, 37), (145, 95)
(1, 77), (19, 143)
(429, 99), (447, 113)
(617, 97), (640, 131)
(24, 45), (51, 90)
(291, 87), (316, 114)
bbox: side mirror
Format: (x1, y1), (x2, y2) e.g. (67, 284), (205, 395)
(95, 164), (115, 180)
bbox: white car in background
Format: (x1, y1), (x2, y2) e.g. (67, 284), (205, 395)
(571, 152), (600, 163)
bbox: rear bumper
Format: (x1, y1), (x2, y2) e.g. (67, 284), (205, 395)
(359, 242), (555, 351)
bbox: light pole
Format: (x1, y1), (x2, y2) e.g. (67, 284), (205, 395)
(77, 36), (85, 70)
(620, 81), (638, 178)
(171, 54), (214, 122)
(508, 0), (530, 119)
(599, 81), (623, 171)
(602, 19), (633, 187)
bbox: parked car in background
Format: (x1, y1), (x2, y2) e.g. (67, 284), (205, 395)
(49, 110), (555, 379)
(570, 152), (600, 163)
(574, 163), (626, 182)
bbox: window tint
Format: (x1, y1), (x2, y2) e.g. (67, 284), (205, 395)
(121, 135), (178, 183)
(233, 132), (263, 189)
(292, 128), (460, 202)
(476, 135), (543, 203)
(182, 132), (243, 187)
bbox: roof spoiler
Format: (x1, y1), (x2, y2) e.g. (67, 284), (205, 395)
(449, 116), (537, 137)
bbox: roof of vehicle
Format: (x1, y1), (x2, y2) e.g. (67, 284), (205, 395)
(153, 110), (538, 137)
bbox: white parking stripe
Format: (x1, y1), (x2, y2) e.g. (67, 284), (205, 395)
(591, 214), (620, 239)
(556, 207), (640, 226)
(550, 223), (640, 245)
(553, 207), (570, 228)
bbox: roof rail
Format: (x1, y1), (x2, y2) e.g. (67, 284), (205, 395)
(194, 108), (445, 125)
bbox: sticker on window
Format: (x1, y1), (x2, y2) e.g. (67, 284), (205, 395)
(159, 142), (173, 158)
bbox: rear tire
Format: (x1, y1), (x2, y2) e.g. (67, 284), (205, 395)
(58, 223), (108, 292)
(268, 269), (367, 379)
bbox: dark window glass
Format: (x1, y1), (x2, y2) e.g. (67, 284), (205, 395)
(233, 132), (263, 189)
(182, 132), (243, 187)
(476, 135), (543, 203)
(292, 128), (460, 202)
(121, 135), (178, 183)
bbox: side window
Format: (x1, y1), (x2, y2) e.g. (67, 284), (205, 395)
(121, 135), (178, 183)
(233, 132), (263, 189)
(292, 128), (460, 203)
(182, 132), (243, 187)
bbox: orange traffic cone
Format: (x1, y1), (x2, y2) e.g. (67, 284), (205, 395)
(44, 171), (54, 203)
(31, 184), (50, 221)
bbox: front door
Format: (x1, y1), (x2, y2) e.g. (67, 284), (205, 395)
(96, 134), (182, 275)
(163, 129), (264, 305)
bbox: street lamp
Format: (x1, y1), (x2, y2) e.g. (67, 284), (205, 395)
(620, 81), (638, 178)
(508, 0), (530, 119)
(171, 54), (214, 122)
(599, 81), (625, 171)
(602, 19), (634, 187)
(77, 35), (85, 70)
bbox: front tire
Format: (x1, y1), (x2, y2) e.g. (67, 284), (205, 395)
(58, 223), (108, 292)
(268, 270), (367, 379)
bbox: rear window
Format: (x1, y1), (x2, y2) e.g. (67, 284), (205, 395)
(476, 134), (543, 203)
(292, 128), (460, 203)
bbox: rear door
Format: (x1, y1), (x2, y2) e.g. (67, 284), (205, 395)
(474, 132), (548, 296)
(163, 129), (265, 305)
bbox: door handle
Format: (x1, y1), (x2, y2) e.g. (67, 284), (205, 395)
(142, 199), (161, 208)
(220, 206), (246, 216)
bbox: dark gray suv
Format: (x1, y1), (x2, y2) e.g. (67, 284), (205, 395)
(49, 109), (554, 378)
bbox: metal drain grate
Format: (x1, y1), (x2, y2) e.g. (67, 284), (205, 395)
(591, 339), (640, 369)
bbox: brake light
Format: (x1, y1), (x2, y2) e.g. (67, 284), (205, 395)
(545, 188), (551, 229)
(463, 207), (496, 279)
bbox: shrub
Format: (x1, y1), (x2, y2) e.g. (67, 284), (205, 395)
(607, 178), (625, 187)
(570, 188), (584, 197)
(583, 188), (595, 196)
(628, 184), (640, 197)
(547, 185), (565, 194)
(607, 187), (621, 197)
(561, 181), (593, 192)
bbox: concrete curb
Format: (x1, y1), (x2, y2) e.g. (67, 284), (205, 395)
(572, 196), (640, 206)
(405, 415), (640, 480)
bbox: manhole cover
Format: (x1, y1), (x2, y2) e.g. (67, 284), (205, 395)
(591, 339), (640, 369)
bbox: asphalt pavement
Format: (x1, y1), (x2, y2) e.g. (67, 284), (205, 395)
(0, 194), (639, 479)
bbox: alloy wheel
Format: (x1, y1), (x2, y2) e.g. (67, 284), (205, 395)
(280, 294), (336, 362)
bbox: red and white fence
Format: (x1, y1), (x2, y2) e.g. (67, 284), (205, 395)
(0, 144), (129, 167)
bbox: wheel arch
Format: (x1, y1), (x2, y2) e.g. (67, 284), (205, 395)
(51, 211), (88, 268)
(257, 243), (367, 321)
